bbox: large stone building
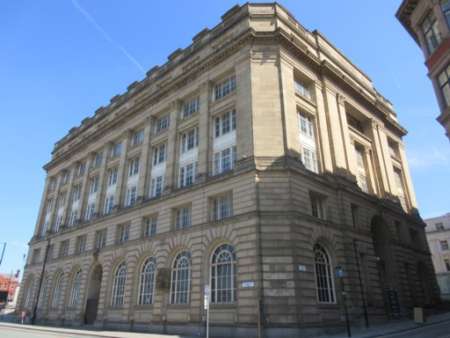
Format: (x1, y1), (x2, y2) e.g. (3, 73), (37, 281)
(18, 3), (439, 337)
(397, 0), (450, 140)
(425, 213), (450, 299)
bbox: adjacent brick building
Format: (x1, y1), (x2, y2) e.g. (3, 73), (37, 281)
(397, 0), (450, 140)
(18, 3), (439, 337)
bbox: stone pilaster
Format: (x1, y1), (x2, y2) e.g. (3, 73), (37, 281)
(164, 103), (180, 192)
(79, 156), (93, 222)
(137, 118), (152, 200)
(33, 176), (51, 237)
(115, 133), (131, 208)
(197, 82), (210, 179)
(313, 82), (333, 172)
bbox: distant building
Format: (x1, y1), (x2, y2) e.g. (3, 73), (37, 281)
(0, 273), (19, 304)
(425, 213), (450, 299)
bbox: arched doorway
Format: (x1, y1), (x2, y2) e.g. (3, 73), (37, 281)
(84, 265), (102, 325)
(371, 216), (399, 317)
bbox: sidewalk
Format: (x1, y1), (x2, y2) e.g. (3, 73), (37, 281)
(0, 322), (192, 338)
(317, 311), (450, 338)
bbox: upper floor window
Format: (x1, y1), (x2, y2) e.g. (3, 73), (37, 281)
(31, 248), (41, 264)
(57, 193), (66, 209)
(214, 76), (236, 101)
(153, 143), (166, 165)
(93, 152), (103, 168)
(436, 222), (445, 231)
(150, 176), (164, 198)
(310, 192), (326, 220)
(128, 157), (140, 177)
(182, 97), (200, 118)
(75, 162), (86, 177)
(59, 240), (69, 258)
(298, 112), (318, 173)
(75, 235), (87, 254)
(421, 11), (442, 54)
(155, 115), (170, 134)
(347, 114), (365, 134)
(388, 139), (400, 159)
(68, 210), (78, 227)
(445, 259), (450, 271)
(111, 143), (122, 159)
(354, 144), (369, 193)
(45, 198), (54, 214)
(179, 162), (197, 188)
(180, 128), (199, 154)
(393, 167), (407, 210)
(294, 78), (312, 100)
(89, 176), (99, 195)
(438, 64), (450, 107)
(211, 193), (233, 221)
(143, 216), (157, 237)
(442, 0), (450, 28)
(104, 195), (115, 215)
(117, 224), (130, 244)
(213, 146), (237, 175)
(61, 170), (70, 185)
(85, 203), (96, 221)
(48, 178), (57, 191)
(95, 229), (107, 249)
(107, 167), (118, 186)
(215, 110), (236, 138)
(441, 240), (449, 251)
(125, 186), (137, 207)
(71, 184), (81, 202)
(175, 206), (192, 230)
(131, 129), (144, 147)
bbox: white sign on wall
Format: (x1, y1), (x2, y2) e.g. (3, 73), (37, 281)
(241, 280), (255, 288)
(204, 285), (210, 310)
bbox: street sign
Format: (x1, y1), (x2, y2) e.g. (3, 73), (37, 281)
(241, 280), (255, 288)
(204, 285), (210, 310)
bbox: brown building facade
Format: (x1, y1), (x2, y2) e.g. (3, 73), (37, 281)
(18, 3), (439, 337)
(397, 0), (450, 140)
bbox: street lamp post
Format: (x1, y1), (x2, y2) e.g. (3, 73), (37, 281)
(336, 266), (351, 338)
(31, 236), (51, 325)
(0, 242), (6, 266)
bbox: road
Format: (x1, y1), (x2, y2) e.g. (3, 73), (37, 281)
(381, 320), (450, 338)
(1, 325), (100, 338)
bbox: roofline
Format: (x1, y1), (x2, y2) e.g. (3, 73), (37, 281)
(396, 0), (420, 44)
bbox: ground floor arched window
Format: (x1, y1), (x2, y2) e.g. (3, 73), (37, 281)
(138, 258), (156, 305)
(111, 263), (127, 307)
(211, 244), (236, 304)
(314, 243), (335, 303)
(170, 252), (191, 304)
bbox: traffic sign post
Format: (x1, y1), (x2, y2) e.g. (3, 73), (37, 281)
(204, 285), (210, 338)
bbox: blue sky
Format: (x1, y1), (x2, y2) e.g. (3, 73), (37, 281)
(0, 0), (448, 276)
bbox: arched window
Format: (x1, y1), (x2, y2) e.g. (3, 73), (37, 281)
(138, 258), (156, 305)
(111, 262), (127, 307)
(23, 276), (34, 309)
(69, 270), (82, 307)
(51, 273), (64, 309)
(170, 252), (191, 304)
(211, 244), (236, 304)
(314, 244), (335, 303)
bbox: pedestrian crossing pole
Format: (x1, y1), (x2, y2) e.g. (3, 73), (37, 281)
(204, 285), (210, 338)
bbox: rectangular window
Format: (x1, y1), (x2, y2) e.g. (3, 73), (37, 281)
(441, 240), (449, 251)
(107, 167), (118, 186)
(182, 96), (200, 118)
(445, 259), (450, 272)
(393, 168), (407, 210)
(294, 78), (312, 100)
(436, 222), (445, 231)
(442, 0), (450, 28)
(155, 115), (170, 133)
(421, 11), (442, 54)
(61, 170), (70, 185)
(68, 210), (78, 227)
(117, 224), (130, 244)
(54, 214), (63, 232)
(76, 162), (86, 177)
(104, 195), (115, 214)
(180, 128), (199, 154)
(153, 143), (166, 165)
(95, 229), (107, 250)
(175, 206), (192, 230)
(71, 184), (81, 202)
(215, 110), (236, 138)
(213, 146), (237, 175)
(93, 152), (103, 168)
(438, 64), (450, 108)
(128, 157), (140, 177)
(354, 145), (369, 193)
(31, 248), (41, 264)
(85, 203), (95, 221)
(214, 76), (236, 100)
(131, 129), (144, 146)
(59, 240), (70, 258)
(89, 176), (99, 195)
(179, 162), (197, 188)
(48, 178), (57, 191)
(111, 143), (122, 158)
(310, 192), (326, 220)
(150, 176), (164, 198)
(211, 193), (233, 221)
(125, 186), (137, 207)
(298, 112), (318, 173)
(75, 235), (87, 254)
(144, 216), (157, 237)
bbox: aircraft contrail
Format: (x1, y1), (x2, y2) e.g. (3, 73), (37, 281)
(71, 0), (145, 74)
